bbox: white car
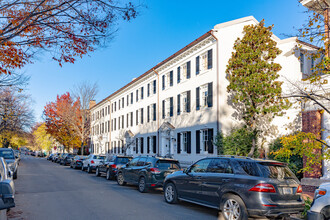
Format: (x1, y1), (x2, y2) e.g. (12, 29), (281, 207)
(308, 182), (330, 220)
(81, 154), (106, 173)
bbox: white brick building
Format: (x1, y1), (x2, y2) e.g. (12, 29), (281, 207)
(89, 16), (318, 166)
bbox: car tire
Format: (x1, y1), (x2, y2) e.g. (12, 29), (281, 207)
(13, 171), (17, 180)
(106, 169), (111, 180)
(87, 166), (91, 173)
(96, 167), (100, 176)
(117, 172), (126, 186)
(164, 182), (178, 204)
(70, 164), (73, 168)
(138, 177), (148, 193)
(220, 194), (248, 220)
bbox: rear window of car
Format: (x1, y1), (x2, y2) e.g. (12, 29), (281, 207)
(156, 160), (180, 170)
(232, 160), (261, 177)
(94, 155), (105, 160)
(0, 150), (14, 159)
(116, 157), (131, 164)
(258, 163), (297, 180)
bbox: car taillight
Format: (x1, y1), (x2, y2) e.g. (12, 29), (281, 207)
(111, 164), (117, 169)
(91, 160), (94, 164)
(249, 183), (276, 193)
(150, 168), (160, 174)
(296, 185), (302, 194)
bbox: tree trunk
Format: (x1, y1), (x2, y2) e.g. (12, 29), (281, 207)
(247, 134), (257, 158)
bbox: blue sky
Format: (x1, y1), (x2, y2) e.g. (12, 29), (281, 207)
(25, 0), (308, 121)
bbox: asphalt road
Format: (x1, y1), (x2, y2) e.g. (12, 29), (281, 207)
(8, 155), (220, 220)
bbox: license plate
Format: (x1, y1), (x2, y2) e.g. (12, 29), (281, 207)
(283, 187), (293, 194)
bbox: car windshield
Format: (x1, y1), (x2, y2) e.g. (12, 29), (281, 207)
(258, 162), (297, 180)
(94, 155), (105, 160)
(0, 150), (15, 159)
(156, 160), (180, 170)
(116, 157), (131, 164)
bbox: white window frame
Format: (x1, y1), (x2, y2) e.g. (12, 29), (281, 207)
(182, 132), (188, 153)
(201, 84), (208, 108)
(201, 52), (208, 72)
(181, 92), (188, 113)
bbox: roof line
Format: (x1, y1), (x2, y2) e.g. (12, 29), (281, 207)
(91, 30), (214, 110)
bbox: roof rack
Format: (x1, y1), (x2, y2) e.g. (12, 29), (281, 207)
(220, 155), (253, 160)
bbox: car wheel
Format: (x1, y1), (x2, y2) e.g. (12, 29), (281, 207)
(220, 194), (248, 220)
(13, 171), (17, 180)
(70, 164), (73, 168)
(138, 177), (148, 193)
(87, 166), (91, 173)
(117, 172), (126, 186)
(106, 169), (111, 180)
(96, 167), (100, 176)
(164, 182), (178, 204)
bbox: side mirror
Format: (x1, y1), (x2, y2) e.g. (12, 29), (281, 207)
(184, 167), (190, 174)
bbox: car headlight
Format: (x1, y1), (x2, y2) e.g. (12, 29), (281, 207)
(314, 188), (327, 199)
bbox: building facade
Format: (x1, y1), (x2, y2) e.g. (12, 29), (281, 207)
(89, 16), (318, 166)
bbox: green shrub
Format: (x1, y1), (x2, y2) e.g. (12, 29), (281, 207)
(215, 126), (259, 157)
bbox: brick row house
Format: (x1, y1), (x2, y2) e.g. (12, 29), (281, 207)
(89, 16), (321, 166)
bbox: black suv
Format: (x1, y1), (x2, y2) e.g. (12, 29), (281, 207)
(163, 156), (304, 219)
(96, 155), (132, 180)
(117, 156), (181, 193)
(60, 153), (75, 166)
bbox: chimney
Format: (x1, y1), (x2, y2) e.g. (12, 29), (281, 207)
(89, 100), (96, 109)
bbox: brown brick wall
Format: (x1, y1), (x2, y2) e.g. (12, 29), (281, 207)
(302, 110), (323, 178)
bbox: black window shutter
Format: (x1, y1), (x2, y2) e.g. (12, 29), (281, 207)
(177, 94), (181, 115)
(131, 112), (133, 126)
(122, 97), (124, 108)
(207, 82), (213, 107)
(127, 114), (129, 128)
(170, 97), (173, 117)
(127, 95), (129, 106)
(187, 90), (191, 113)
(147, 106), (150, 122)
(196, 56), (200, 75)
(141, 87), (144, 99)
(136, 90), (138, 102)
(196, 87), (200, 110)
(136, 110), (138, 125)
(131, 93), (133, 104)
(162, 75), (165, 90)
(196, 130), (200, 154)
(136, 138), (138, 154)
(187, 61), (191, 79)
(153, 80), (156, 94)
(208, 49), (213, 69)
(147, 84), (150, 97)
(208, 129), (214, 154)
(162, 100), (165, 119)
(153, 103), (156, 121)
(170, 71), (173, 86)
(122, 115), (124, 128)
(153, 136), (157, 153)
(140, 137), (144, 154)
(177, 133), (181, 154)
(147, 137), (150, 153)
(141, 108), (144, 124)
(177, 67), (181, 83)
(187, 131), (191, 154)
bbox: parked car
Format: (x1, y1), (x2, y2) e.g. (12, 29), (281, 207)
(308, 182), (330, 220)
(56, 153), (64, 163)
(0, 157), (15, 210)
(47, 154), (54, 161)
(0, 148), (18, 179)
(70, 155), (87, 169)
(82, 154), (106, 173)
(96, 155), (132, 180)
(52, 153), (60, 162)
(117, 156), (181, 193)
(60, 154), (75, 166)
(163, 156), (304, 219)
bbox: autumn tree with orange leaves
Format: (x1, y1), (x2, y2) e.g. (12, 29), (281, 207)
(0, 0), (137, 76)
(44, 92), (81, 152)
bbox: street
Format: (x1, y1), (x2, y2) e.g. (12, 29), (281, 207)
(8, 155), (218, 220)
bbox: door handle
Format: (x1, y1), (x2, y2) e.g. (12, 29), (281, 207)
(222, 179), (230, 182)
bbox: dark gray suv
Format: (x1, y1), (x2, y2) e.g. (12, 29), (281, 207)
(163, 156), (304, 220)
